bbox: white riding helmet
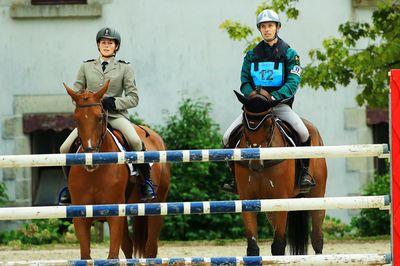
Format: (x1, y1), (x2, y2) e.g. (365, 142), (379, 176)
(256, 9), (281, 28)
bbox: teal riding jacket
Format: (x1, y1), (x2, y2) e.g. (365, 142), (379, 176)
(240, 38), (301, 100)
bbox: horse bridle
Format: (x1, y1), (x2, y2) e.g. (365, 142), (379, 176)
(75, 102), (108, 153)
(243, 109), (277, 148)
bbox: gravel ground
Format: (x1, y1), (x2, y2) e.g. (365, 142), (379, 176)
(0, 239), (390, 262)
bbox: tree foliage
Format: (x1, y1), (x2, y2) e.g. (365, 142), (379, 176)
(351, 173), (390, 236)
(220, 0), (400, 107)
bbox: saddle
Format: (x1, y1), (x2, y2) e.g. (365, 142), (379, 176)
(227, 118), (304, 187)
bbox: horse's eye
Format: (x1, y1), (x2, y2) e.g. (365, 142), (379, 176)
(98, 117), (103, 123)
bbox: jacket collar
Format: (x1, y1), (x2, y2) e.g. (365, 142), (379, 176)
(94, 56), (116, 74)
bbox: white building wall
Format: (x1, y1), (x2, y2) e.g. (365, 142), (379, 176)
(0, 0), (377, 223)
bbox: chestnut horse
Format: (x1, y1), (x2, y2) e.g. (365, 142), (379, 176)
(64, 81), (170, 259)
(233, 90), (327, 256)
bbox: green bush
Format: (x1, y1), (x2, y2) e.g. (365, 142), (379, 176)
(0, 182), (8, 206)
(323, 215), (352, 238)
(158, 98), (274, 240)
(0, 219), (71, 245)
(351, 173), (390, 236)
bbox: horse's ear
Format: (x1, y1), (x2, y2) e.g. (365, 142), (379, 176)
(63, 83), (79, 102)
(95, 80), (110, 100)
(234, 90), (248, 106)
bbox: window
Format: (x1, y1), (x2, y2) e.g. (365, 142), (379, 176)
(11, 0), (101, 19)
(31, 0), (87, 4)
(366, 107), (389, 175)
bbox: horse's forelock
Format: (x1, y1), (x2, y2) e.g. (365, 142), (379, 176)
(75, 90), (99, 103)
(244, 95), (272, 113)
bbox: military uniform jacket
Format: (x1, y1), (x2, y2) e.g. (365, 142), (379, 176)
(73, 56), (138, 118)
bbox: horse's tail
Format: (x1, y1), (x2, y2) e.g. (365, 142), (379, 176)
(287, 209), (309, 255)
(133, 216), (148, 258)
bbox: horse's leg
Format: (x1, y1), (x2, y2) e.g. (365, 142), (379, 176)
(121, 217), (133, 259)
(310, 210), (325, 254)
(107, 216), (125, 259)
(144, 215), (164, 258)
(242, 212), (260, 256)
(267, 212), (287, 255)
(309, 159), (327, 254)
(73, 217), (93, 259)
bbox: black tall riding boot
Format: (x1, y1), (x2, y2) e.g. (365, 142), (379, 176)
(59, 166), (71, 205)
(221, 161), (237, 193)
(221, 142), (237, 194)
(300, 137), (315, 189)
(137, 163), (156, 202)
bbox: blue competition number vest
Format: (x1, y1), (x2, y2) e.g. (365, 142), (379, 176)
(251, 61), (284, 87)
(250, 39), (289, 92)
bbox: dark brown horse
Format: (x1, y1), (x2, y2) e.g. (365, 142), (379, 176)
(64, 81), (170, 259)
(233, 90), (327, 256)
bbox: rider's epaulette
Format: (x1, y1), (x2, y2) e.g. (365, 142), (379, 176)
(83, 59), (95, 63)
(118, 60), (130, 64)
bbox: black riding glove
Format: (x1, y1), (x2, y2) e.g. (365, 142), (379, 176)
(102, 97), (116, 111)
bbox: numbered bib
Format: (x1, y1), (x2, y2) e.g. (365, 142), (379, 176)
(251, 62), (284, 87)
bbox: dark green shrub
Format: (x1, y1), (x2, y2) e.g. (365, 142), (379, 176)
(351, 173), (390, 236)
(323, 215), (352, 238)
(0, 219), (71, 245)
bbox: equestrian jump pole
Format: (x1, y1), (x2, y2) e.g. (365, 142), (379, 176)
(4, 253), (392, 266)
(0, 144), (389, 168)
(0, 195), (389, 221)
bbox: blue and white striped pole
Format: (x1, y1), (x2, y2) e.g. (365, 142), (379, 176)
(0, 144), (389, 168)
(3, 253), (392, 265)
(0, 195), (390, 221)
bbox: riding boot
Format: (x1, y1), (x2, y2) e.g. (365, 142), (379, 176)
(221, 143), (237, 193)
(222, 161), (237, 193)
(299, 137), (316, 189)
(137, 163), (156, 202)
(59, 166), (71, 205)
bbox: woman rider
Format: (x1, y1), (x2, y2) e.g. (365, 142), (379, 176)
(59, 27), (155, 203)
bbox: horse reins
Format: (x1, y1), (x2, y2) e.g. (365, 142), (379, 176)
(75, 102), (108, 153)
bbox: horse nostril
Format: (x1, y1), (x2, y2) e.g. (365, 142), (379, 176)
(84, 147), (95, 153)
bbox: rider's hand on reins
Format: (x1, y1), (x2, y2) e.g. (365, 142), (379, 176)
(102, 97), (116, 111)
